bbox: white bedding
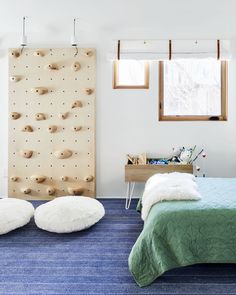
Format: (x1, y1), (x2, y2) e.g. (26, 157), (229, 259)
(141, 172), (201, 220)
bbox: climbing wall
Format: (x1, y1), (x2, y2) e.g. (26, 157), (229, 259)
(8, 48), (96, 200)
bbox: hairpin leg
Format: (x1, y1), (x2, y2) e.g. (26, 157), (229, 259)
(125, 182), (135, 209)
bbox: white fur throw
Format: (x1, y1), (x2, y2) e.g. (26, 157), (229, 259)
(34, 196), (105, 233)
(0, 198), (34, 235)
(141, 172), (201, 220)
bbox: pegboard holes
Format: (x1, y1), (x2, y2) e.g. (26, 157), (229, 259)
(75, 115), (78, 118)
(25, 165), (28, 168)
(75, 140), (78, 143)
(62, 165), (65, 168)
(75, 78), (77, 81)
(50, 103), (53, 105)
(88, 165), (90, 167)
(13, 165), (15, 168)
(38, 165), (41, 168)
(38, 128), (41, 130)
(87, 78), (90, 81)
(26, 66), (29, 69)
(38, 66), (41, 68)
(50, 165), (53, 168)
(50, 115), (53, 118)
(38, 190), (40, 192)
(75, 165), (78, 168)
(50, 177), (53, 180)
(26, 78), (28, 81)
(50, 140), (53, 143)
(75, 90), (77, 93)
(38, 78), (41, 81)
(38, 103), (41, 105)
(38, 140), (41, 143)
(25, 140), (28, 143)
(63, 128), (65, 130)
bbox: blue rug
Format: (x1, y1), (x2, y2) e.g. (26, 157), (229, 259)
(0, 199), (236, 294)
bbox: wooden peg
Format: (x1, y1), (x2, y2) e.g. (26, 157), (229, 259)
(35, 113), (46, 121)
(21, 188), (31, 194)
(84, 50), (93, 57)
(71, 62), (81, 71)
(10, 176), (19, 182)
(10, 50), (20, 58)
(58, 112), (69, 120)
(54, 149), (73, 159)
(84, 175), (94, 182)
(84, 88), (93, 95)
(47, 187), (56, 196)
(47, 125), (57, 133)
(10, 112), (21, 120)
(45, 63), (58, 71)
(30, 175), (46, 183)
(31, 87), (48, 95)
(72, 126), (82, 132)
(60, 176), (68, 182)
(33, 50), (44, 57)
(20, 150), (33, 159)
(9, 76), (20, 82)
(68, 187), (84, 196)
(22, 125), (33, 132)
(71, 100), (82, 108)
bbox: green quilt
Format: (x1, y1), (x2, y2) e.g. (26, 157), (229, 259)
(128, 177), (236, 287)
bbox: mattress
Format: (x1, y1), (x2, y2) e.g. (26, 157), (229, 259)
(129, 177), (236, 287)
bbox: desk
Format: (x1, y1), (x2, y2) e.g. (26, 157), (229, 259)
(125, 164), (193, 209)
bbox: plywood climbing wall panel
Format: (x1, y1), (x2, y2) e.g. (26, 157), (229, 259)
(9, 48), (96, 200)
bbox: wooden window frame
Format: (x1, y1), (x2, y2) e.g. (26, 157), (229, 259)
(159, 60), (228, 121)
(113, 60), (149, 89)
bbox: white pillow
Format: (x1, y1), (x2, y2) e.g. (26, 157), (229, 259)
(34, 196), (105, 233)
(0, 198), (34, 235)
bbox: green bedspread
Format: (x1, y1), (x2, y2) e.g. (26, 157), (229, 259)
(128, 177), (236, 287)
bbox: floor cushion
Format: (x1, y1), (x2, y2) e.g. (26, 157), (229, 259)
(34, 196), (105, 233)
(0, 198), (34, 235)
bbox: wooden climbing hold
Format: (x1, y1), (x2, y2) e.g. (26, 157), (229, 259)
(10, 112), (21, 120)
(84, 175), (94, 182)
(31, 87), (48, 95)
(84, 88), (93, 95)
(30, 175), (46, 183)
(60, 176), (68, 182)
(84, 50), (93, 57)
(10, 176), (19, 182)
(71, 100), (82, 108)
(47, 187), (56, 196)
(35, 113), (46, 121)
(54, 149), (73, 159)
(71, 62), (81, 71)
(68, 187), (84, 196)
(9, 76), (20, 82)
(58, 112), (69, 120)
(20, 150), (33, 159)
(47, 125), (57, 133)
(72, 126), (82, 132)
(10, 50), (20, 58)
(21, 188), (31, 194)
(45, 63), (58, 71)
(33, 50), (44, 57)
(22, 125), (33, 132)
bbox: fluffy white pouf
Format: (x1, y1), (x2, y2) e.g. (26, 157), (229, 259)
(34, 196), (105, 233)
(0, 198), (34, 235)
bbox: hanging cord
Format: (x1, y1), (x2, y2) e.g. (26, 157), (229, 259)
(72, 18), (79, 57)
(217, 40), (220, 60)
(20, 16), (27, 55)
(74, 46), (78, 57)
(169, 40), (172, 60)
(117, 40), (120, 60)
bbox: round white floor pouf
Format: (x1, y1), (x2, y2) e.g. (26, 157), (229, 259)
(0, 198), (35, 235)
(34, 196), (105, 233)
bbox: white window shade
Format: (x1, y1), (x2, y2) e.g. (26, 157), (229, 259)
(109, 39), (231, 60)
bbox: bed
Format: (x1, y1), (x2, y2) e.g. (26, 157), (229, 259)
(128, 177), (236, 287)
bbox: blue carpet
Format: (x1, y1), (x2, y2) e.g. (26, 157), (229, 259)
(0, 199), (236, 294)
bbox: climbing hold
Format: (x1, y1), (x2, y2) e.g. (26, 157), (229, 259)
(84, 50), (93, 57)
(22, 125), (33, 132)
(84, 88), (93, 95)
(72, 126), (82, 132)
(10, 112), (21, 120)
(71, 100), (82, 108)
(58, 112), (69, 120)
(60, 176), (68, 182)
(10, 50), (20, 58)
(54, 149), (73, 159)
(68, 187), (84, 196)
(45, 63), (58, 71)
(84, 175), (94, 182)
(9, 76), (21, 82)
(30, 175), (46, 183)
(47, 125), (57, 133)
(33, 50), (44, 57)
(35, 113), (46, 121)
(71, 62), (81, 71)
(21, 188), (31, 194)
(10, 176), (19, 182)
(46, 187), (56, 196)
(20, 150), (33, 159)
(31, 87), (48, 95)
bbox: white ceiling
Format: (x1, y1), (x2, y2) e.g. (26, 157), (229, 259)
(0, 0), (235, 39)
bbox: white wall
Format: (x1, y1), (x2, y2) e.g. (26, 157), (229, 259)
(0, 0), (236, 198)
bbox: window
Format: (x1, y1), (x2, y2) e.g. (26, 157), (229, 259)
(113, 60), (149, 89)
(159, 59), (228, 121)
